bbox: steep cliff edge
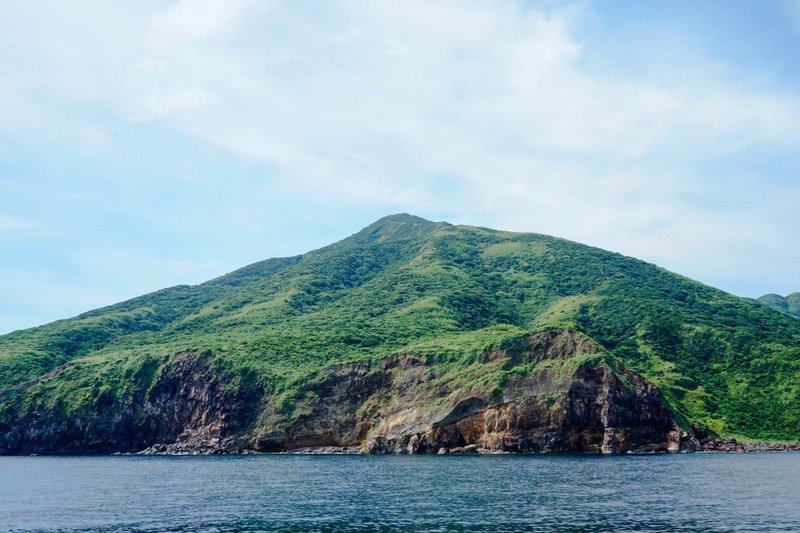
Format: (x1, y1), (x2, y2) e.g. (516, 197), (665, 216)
(0, 352), (261, 455)
(0, 330), (698, 455)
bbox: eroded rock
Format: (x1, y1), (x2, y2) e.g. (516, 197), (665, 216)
(0, 330), (716, 455)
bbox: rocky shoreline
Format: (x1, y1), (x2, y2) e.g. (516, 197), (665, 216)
(132, 438), (800, 456)
(699, 437), (800, 453)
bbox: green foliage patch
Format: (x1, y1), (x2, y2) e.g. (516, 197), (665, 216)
(1, 214), (799, 440)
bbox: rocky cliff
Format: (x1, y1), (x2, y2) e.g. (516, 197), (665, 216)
(0, 330), (701, 455)
(0, 352), (261, 455)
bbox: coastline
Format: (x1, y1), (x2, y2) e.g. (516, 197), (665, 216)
(126, 438), (800, 457)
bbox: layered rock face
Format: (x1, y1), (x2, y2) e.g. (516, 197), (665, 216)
(0, 330), (700, 455)
(0, 353), (260, 455)
(271, 331), (697, 454)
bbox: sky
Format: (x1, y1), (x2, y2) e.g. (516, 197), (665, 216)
(1, 0), (799, 334)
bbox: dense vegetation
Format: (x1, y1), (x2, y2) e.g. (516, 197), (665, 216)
(757, 293), (800, 319)
(1, 214), (799, 440)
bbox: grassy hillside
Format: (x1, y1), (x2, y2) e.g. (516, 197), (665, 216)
(757, 293), (800, 319)
(1, 214), (799, 440)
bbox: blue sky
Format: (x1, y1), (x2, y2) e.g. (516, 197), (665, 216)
(1, 0), (799, 334)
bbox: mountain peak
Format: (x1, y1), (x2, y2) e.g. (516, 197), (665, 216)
(377, 213), (431, 223)
(350, 213), (441, 244)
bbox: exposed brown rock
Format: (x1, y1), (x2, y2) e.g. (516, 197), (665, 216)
(698, 435), (800, 453)
(0, 330), (717, 455)
(0, 352), (260, 455)
(253, 330), (700, 455)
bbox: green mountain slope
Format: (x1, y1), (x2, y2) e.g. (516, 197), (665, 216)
(1, 214), (799, 448)
(757, 293), (800, 319)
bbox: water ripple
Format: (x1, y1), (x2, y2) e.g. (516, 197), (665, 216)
(2, 453), (799, 532)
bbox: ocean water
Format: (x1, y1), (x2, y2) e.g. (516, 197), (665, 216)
(1, 453), (799, 532)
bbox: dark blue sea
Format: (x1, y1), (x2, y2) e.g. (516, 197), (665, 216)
(2, 453), (799, 532)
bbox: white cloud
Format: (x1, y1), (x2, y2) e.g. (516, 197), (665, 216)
(152, 0), (256, 42)
(5, 2), (798, 181)
(0, 0), (798, 296)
